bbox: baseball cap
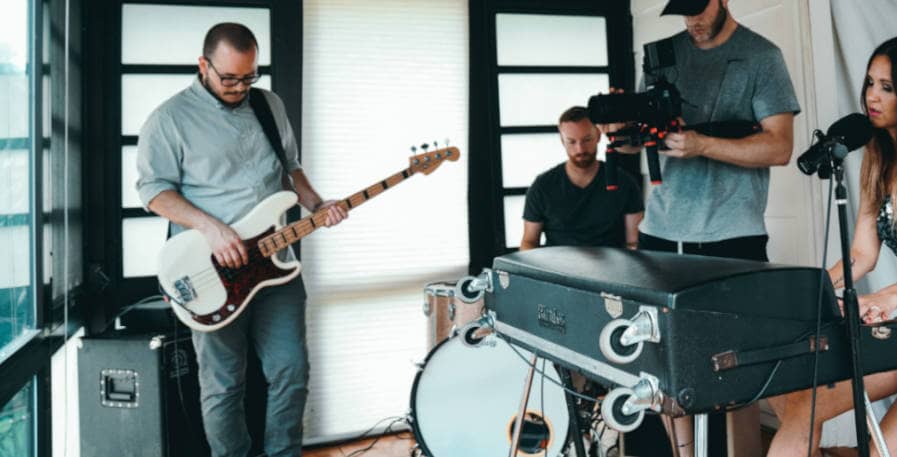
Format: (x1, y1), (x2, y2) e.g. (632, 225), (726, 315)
(661, 0), (711, 16)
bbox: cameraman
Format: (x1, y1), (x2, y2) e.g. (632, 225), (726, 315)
(601, 0), (800, 455)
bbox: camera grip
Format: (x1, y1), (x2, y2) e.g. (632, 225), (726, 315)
(645, 142), (662, 185)
(605, 146), (619, 191)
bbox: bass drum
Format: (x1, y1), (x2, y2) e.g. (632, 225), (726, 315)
(409, 332), (570, 456)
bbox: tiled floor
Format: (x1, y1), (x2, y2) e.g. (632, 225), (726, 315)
(303, 433), (416, 457)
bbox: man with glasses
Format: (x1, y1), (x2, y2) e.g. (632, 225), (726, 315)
(136, 23), (346, 457)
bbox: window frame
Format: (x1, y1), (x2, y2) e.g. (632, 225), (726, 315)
(84, 0), (302, 331)
(0, 2), (62, 456)
(467, 0), (637, 272)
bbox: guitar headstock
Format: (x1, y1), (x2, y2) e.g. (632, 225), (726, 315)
(409, 145), (460, 175)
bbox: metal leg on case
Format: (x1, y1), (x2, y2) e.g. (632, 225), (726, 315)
(867, 392), (892, 457)
(694, 414), (708, 457)
(509, 354), (538, 457)
(558, 367), (587, 457)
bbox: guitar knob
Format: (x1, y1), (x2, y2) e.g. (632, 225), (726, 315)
(410, 146), (417, 153)
(421, 143), (429, 151)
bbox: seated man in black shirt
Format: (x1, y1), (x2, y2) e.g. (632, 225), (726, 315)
(521, 106), (644, 251)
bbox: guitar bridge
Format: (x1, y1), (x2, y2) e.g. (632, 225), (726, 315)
(174, 276), (197, 302)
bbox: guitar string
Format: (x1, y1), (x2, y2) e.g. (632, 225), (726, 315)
(170, 174), (408, 285)
(165, 165), (427, 310)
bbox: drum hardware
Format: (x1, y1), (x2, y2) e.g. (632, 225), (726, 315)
(508, 353), (539, 457)
(456, 269), (493, 303)
(598, 306), (661, 365)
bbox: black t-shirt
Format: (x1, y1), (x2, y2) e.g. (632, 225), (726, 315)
(523, 162), (644, 248)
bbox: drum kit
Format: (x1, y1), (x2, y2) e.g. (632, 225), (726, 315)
(410, 280), (620, 457)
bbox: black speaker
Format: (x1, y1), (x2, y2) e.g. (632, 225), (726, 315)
(78, 330), (210, 457)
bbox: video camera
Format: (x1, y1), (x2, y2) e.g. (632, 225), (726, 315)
(585, 38), (762, 190)
(586, 39), (681, 189)
(587, 78), (682, 128)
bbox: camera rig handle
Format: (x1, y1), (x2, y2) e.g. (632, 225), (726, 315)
(605, 120), (760, 191)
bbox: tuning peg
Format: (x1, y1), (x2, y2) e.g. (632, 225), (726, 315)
(421, 143), (429, 151)
(410, 145), (417, 153)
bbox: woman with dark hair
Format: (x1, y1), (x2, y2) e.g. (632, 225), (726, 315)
(767, 36), (897, 456)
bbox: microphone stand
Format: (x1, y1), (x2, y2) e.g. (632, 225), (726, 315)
(832, 158), (873, 456)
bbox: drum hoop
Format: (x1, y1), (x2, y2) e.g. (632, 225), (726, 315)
(424, 281), (457, 297)
(408, 336), (571, 457)
(408, 335), (456, 457)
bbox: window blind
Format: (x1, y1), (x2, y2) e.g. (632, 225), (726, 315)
(301, 0), (469, 441)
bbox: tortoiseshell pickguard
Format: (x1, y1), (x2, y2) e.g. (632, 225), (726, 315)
(189, 228), (297, 326)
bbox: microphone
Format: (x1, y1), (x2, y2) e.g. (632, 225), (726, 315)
(797, 113), (874, 176)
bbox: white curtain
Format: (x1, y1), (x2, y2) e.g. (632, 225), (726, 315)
(820, 0), (897, 447)
(301, 0), (469, 442)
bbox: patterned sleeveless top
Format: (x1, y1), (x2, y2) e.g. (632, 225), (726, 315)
(877, 196), (897, 254)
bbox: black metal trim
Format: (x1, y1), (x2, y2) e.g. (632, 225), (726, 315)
(121, 64), (272, 74)
(500, 126), (558, 134)
(497, 66), (609, 74)
(501, 187), (528, 196)
(121, 207), (153, 218)
(30, 0), (45, 332)
(0, 332), (50, 410)
(122, 0), (268, 6)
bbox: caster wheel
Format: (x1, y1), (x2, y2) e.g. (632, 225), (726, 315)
(599, 319), (643, 364)
(600, 387), (644, 433)
(455, 276), (485, 303)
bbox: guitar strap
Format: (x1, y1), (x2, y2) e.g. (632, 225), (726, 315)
(248, 88), (303, 244)
(167, 88), (298, 238)
(248, 87), (292, 190)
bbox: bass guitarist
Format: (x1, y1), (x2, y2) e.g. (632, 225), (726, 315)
(136, 23), (346, 457)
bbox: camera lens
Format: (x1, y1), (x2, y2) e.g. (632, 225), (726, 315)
(587, 92), (652, 124)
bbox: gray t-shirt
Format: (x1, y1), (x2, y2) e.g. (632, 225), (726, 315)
(639, 25), (800, 242)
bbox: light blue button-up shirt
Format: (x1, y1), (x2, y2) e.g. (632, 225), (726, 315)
(136, 77), (301, 235)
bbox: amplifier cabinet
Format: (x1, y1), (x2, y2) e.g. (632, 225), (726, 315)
(78, 332), (209, 457)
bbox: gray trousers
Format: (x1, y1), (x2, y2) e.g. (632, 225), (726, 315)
(192, 276), (309, 457)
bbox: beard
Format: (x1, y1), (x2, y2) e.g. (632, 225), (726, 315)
(688, 0), (728, 43)
(570, 152), (597, 169)
(201, 75), (248, 108)
(708, 2), (728, 40)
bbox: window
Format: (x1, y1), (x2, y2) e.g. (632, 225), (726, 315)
(0, 0), (36, 356)
(302, 0), (468, 441)
(468, 1), (635, 268)
(119, 3), (273, 280)
(0, 381), (34, 456)
(496, 13), (610, 249)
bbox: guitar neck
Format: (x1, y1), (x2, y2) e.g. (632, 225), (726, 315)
(258, 167), (415, 257)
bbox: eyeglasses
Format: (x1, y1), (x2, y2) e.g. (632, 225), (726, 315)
(203, 56), (260, 87)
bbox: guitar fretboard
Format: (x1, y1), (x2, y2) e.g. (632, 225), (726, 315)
(257, 167), (414, 257)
